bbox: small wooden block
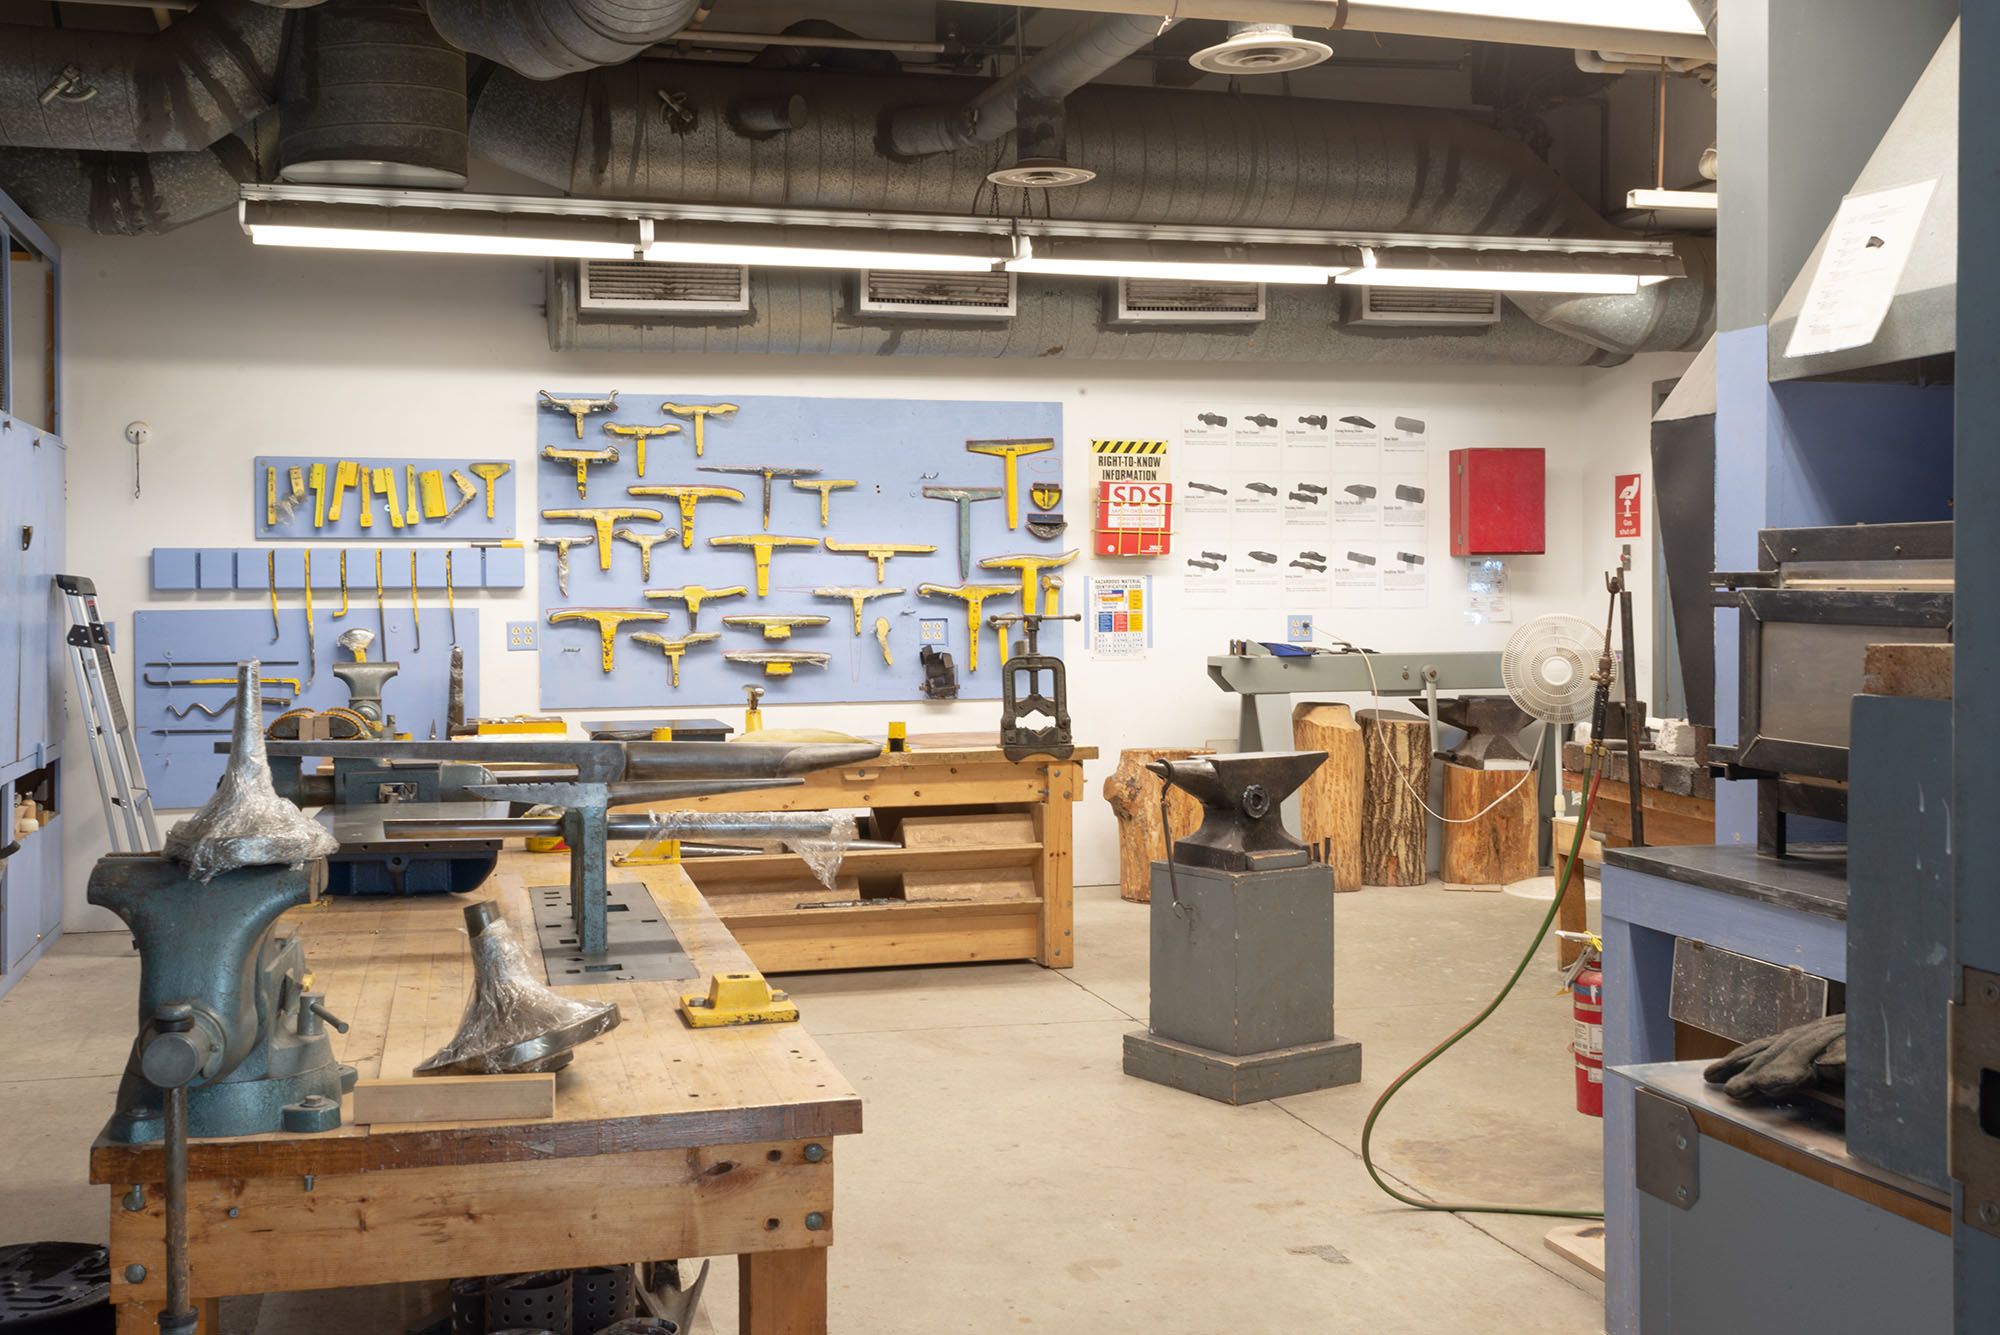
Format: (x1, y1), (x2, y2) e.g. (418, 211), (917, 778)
(350, 1074), (555, 1125)
(1544, 1223), (1606, 1279)
(1863, 642), (1953, 701)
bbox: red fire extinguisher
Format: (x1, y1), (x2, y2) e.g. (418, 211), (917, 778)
(1561, 933), (1604, 1119)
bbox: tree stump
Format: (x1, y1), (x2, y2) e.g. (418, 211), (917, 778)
(1292, 702), (1364, 891)
(1359, 709), (1429, 886)
(1103, 747), (1213, 903)
(1440, 762), (1538, 886)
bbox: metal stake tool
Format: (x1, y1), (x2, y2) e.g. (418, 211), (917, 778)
(445, 550), (458, 644)
(303, 550), (316, 687)
(411, 550), (422, 652)
(266, 550), (280, 642)
(1609, 569), (1647, 847)
(375, 549), (387, 647)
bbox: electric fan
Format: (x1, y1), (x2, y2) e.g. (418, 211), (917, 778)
(1500, 613), (1619, 726)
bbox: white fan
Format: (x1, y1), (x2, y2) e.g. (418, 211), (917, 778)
(1501, 613), (1618, 724)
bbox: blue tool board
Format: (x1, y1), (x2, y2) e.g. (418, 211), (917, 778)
(254, 456), (517, 540)
(134, 608), (480, 808)
(535, 392), (1065, 709)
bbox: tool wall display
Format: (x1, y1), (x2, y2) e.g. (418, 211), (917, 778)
(150, 545), (527, 592)
(535, 391), (1064, 708)
(253, 455), (517, 540)
(133, 609), (480, 808)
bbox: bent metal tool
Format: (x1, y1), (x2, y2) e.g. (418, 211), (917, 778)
(918, 581), (1018, 673)
(537, 536), (585, 598)
(875, 616), (893, 664)
(644, 583), (747, 629)
(792, 477), (856, 527)
(629, 483), (743, 549)
(978, 549), (1077, 615)
(814, 585), (902, 633)
(923, 485), (1003, 579)
(603, 420), (681, 478)
(965, 438), (1054, 530)
(699, 463), (820, 530)
(539, 389), (619, 438)
(721, 614), (829, 641)
(543, 444), (619, 500)
(631, 631), (720, 688)
(542, 505), (665, 570)
(724, 649), (832, 677)
(823, 539), (936, 582)
(659, 401), (738, 457)
(708, 534), (820, 597)
(548, 607), (671, 673)
(447, 468), (479, 519)
(614, 526), (677, 579)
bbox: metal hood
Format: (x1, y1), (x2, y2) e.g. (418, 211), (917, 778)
(1768, 21), (1957, 380)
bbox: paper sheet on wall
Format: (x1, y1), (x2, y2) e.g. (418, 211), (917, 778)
(1464, 558), (1511, 624)
(1178, 405), (1429, 611)
(1087, 575), (1152, 658)
(1782, 178), (1938, 359)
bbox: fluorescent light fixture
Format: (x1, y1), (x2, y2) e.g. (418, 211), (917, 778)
(1335, 244), (1681, 295)
(644, 242), (995, 272)
(242, 197), (643, 259)
(1338, 268), (1644, 294)
(1626, 188), (1717, 212)
(248, 223), (637, 260)
(1005, 237), (1345, 285)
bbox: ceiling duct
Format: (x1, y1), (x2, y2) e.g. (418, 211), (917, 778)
(987, 95), (1095, 188)
(419, 0), (701, 80)
(1187, 22), (1332, 75)
(279, 0), (469, 187)
(0, 141), (260, 236)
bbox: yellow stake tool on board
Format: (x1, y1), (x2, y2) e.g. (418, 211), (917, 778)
(375, 549), (387, 645)
(266, 550), (280, 642)
(410, 550), (422, 651)
(302, 550), (316, 686)
(334, 549), (349, 618)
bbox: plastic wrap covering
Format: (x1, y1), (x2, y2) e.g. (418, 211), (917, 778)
(642, 811), (858, 888)
(162, 661), (337, 882)
(416, 901), (620, 1076)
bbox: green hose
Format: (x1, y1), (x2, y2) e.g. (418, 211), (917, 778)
(1356, 746), (1607, 1221)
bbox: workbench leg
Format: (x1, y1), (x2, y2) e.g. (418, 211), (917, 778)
(118, 1297), (221, 1334)
(739, 1247), (827, 1335)
(1035, 762), (1076, 968)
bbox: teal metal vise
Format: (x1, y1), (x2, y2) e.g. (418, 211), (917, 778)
(89, 854), (356, 1143)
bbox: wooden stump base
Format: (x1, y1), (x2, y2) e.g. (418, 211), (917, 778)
(1292, 702), (1363, 891)
(1359, 709), (1429, 887)
(1103, 747), (1212, 903)
(1440, 762), (1537, 886)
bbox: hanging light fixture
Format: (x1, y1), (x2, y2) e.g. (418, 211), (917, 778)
(1188, 23), (1333, 75)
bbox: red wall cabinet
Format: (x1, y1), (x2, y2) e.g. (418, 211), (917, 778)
(1449, 447), (1545, 555)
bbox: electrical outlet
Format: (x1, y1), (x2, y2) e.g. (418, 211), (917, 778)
(506, 620), (538, 651)
(1287, 614), (1313, 644)
(920, 619), (948, 644)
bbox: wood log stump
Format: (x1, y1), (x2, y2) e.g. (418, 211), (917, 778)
(1359, 709), (1429, 886)
(1440, 762), (1537, 886)
(1292, 702), (1364, 891)
(1103, 747), (1213, 903)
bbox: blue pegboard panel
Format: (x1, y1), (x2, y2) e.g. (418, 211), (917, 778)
(483, 544), (526, 587)
(254, 455), (516, 541)
(153, 549), (198, 590)
(133, 607), (480, 809)
(152, 546), (527, 593)
(535, 391), (1065, 710)
(197, 549), (237, 589)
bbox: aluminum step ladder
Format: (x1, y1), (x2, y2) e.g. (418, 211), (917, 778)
(56, 574), (159, 853)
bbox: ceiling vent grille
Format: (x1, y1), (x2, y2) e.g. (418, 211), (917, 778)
(857, 269), (1017, 318)
(1113, 278), (1266, 323)
(578, 260), (749, 314)
(1353, 286), (1503, 325)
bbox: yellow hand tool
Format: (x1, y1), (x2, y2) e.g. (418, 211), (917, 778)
(548, 607), (670, 672)
(539, 389), (619, 438)
(996, 619), (1009, 667)
(707, 534), (820, 597)
(628, 484), (742, 549)
(742, 684), (764, 732)
(542, 444), (618, 499)
(642, 583), (747, 630)
(1043, 573), (1063, 617)
(162, 675), (305, 694)
(721, 614), (830, 641)
(792, 477), (856, 527)
(329, 460), (360, 521)
(357, 468), (376, 530)
(303, 549), (316, 685)
(445, 550), (458, 644)
(410, 549), (422, 651)
(875, 616), (893, 665)
(658, 401), (738, 457)
(630, 630), (719, 688)
(723, 649), (831, 678)
(977, 548), (1078, 615)
(813, 585), (903, 633)
(541, 505), (665, 570)
(309, 462), (328, 528)
(471, 461), (512, 518)
(265, 467), (279, 527)
(537, 536), (584, 598)
(405, 465), (422, 526)
(679, 970), (798, 1028)
(602, 421), (681, 478)
(375, 548), (387, 645)
(823, 539), (938, 582)
(334, 549), (349, 618)
(446, 468), (479, 519)
(284, 467), (307, 523)
(371, 467), (404, 530)
(419, 469), (448, 519)
(614, 526), (677, 579)
(266, 550), (281, 642)
(918, 582), (1018, 672)
(965, 438), (1055, 530)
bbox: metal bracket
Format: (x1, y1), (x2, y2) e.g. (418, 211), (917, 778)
(1634, 1087), (1700, 1211)
(1950, 965), (2000, 1236)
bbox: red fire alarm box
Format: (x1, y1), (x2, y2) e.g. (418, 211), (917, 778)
(1449, 447), (1545, 555)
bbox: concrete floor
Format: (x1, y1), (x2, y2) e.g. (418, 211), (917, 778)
(0, 878), (1604, 1333)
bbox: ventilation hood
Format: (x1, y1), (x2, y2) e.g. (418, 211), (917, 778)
(1768, 21), (1957, 381)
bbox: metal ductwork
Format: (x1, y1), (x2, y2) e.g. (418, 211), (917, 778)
(0, 0), (288, 152)
(419, 0), (702, 81)
(280, 0), (469, 186)
(1511, 238), (1716, 357)
(0, 141), (261, 236)
(886, 12), (1171, 157)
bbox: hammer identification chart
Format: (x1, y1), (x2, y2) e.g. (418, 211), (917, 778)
(533, 391), (1065, 709)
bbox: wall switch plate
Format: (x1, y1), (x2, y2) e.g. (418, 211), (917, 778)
(1287, 614), (1313, 644)
(506, 620), (538, 651)
(920, 619), (948, 644)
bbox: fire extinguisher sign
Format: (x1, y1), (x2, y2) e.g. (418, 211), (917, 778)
(1091, 440), (1172, 557)
(1614, 473), (1642, 539)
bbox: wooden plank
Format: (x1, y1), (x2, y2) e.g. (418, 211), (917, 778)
(741, 1246), (829, 1335)
(107, 1143), (833, 1305)
(725, 901), (1043, 972)
(664, 761), (1052, 813)
(1036, 761), (1078, 967)
(1562, 772), (1716, 821)
(1543, 1223), (1607, 1280)
(349, 1074), (556, 1126)
(680, 843), (1043, 887)
(902, 867), (1037, 904)
(898, 811), (1036, 846)
(1686, 1105), (1950, 1236)
(1587, 798), (1715, 845)
(1863, 642), (1952, 700)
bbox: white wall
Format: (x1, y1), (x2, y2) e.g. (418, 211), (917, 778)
(52, 213), (1684, 930)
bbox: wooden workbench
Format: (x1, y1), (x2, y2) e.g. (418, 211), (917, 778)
(663, 736), (1095, 974)
(89, 853), (862, 1334)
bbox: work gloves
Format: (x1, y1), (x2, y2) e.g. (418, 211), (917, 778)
(1703, 1013), (1846, 1103)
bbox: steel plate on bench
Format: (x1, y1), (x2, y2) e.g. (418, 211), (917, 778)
(534, 881), (699, 985)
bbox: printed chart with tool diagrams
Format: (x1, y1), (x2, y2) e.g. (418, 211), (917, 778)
(1178, 406), (1429, 611)
(533, 391), (1065, 709)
